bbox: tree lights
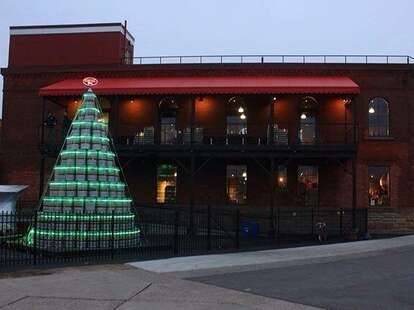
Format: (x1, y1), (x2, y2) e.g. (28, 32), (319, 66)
(27, 88), (139, 251)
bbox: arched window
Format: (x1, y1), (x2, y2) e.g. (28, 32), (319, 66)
(368, 98), (389, 137)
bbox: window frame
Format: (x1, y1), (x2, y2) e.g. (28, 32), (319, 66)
(368, 97), (390, 137)
(156, 164), (178, 204)
(367, 165), (390, 207)
(226, 165), (247, 205)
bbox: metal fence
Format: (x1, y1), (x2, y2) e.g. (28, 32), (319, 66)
(0, 206), (367, 271)
(125, 54), (414, 65)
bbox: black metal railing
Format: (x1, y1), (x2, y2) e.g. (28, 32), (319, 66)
(114, 123), (357, 148)
(124, 54), (414, 65)
(0, 205), (367, 270)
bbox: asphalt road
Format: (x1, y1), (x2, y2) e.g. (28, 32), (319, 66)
(190, 246), (414, 310)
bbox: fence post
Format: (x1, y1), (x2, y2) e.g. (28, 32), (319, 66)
(311, 208), (314, 237)
(276, 208), (280, 245)
(365, 208), (369, 235)
(174, 210), (179, 255)
(339, 209), (343, 238)
(235, 209), (240, 250)
(33, 212), (38, 266)
(111, 210), (115, 260)
(207, 204), (211, 251)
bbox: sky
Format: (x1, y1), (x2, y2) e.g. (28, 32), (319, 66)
(0, 0), (413, 118)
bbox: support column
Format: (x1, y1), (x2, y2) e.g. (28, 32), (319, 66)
(268, 96), (275, 144)
(352, 96), (358, 229)
(39, 97), (46, 199)
(190, 97), (196, 146)
(111, 96), (120, 140)
(270, 157), (275, 237)
(352, 156), (357, 229)
(153, 155), (158, 207)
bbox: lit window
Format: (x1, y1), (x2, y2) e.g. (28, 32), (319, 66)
(298, 166), (318, 206)
(227, 97), (247, 135)
(368, 98), (389, 137)
(156, 165), (177, 204)
(368, 166), (389, 206)
(276, 165), (287, 189)
(226, 165), (247, 205)
(98, 112), (109, 124)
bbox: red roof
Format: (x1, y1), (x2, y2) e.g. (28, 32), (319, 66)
(39, 76), (360, 96)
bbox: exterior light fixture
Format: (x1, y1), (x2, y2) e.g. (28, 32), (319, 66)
(240, 113), (246, 120)
(174, 172), (177, 177)
(300, 113), (307, 120)
(238, 106), (244, 113)
(369, 107), (375, 114)
(273, 97), (277, 101)
(279, 177), (284, 183)
(242, 171), (247, 178)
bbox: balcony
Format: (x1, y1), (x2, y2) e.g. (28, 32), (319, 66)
(114, 123), (357, 158)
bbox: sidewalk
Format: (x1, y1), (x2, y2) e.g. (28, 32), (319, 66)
(0, 264), (319, 310)
(128, 235), (414, 275)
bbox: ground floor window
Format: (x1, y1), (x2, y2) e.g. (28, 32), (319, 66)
(277, 165), (287, 190)
(368, 166), (389, 206)
(226, 165), (247, 204)
(156, 164), (177, 204)
(298, 166), (318, 206)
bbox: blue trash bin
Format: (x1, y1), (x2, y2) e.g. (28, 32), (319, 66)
(241, 222), (259, 237)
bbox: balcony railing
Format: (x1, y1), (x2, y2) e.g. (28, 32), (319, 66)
(114, 123), (356, 150)
(124, 54), (414, 65)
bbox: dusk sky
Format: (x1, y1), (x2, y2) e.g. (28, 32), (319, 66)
(1, 0), (413, 118)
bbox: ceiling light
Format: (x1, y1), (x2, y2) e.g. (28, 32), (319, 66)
(242, 171), (247, 178)
(238, 106), (244, 113)
(300, 113), (307, 120)
(273, 97), (277, 101)
(240, 113), (246, 120)
(369, 107), (375, 114)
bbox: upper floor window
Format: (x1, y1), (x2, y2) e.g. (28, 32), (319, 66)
(159, 97), (179, 144)
(368, 98), (389, 137)
(227, 97), (247, 135)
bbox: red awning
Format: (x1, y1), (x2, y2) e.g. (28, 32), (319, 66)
(39, 76), (360, 96)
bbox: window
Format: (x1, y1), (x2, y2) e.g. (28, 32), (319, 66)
(159, 98), (178, 144)
(98, 112), (109, 124)
(156, 164), (177, 204)
(276, 165), (287, 190)
(368, 166), (389, 206)
(299, 97), (317, 144)
(226, 165), (247, 204)
(160, 117), (177, 144)
(298, 166), (318, 206)
(227, 97), (247, 135)
(368, 98), (389, 137)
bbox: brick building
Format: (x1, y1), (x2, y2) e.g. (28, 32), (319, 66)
(1, 23), (414, 233)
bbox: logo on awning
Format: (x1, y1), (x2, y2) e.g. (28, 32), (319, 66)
(82, 77), (99, 87)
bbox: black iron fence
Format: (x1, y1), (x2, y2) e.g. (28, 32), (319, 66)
(0, 206), (367, 271)
(115, 123), (357, 148)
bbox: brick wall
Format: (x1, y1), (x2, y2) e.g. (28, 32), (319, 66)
(368, 208), (414, 234)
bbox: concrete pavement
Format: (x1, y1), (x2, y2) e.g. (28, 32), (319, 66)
(128, 235), (414, 275)
(0, 264), (319, 310)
